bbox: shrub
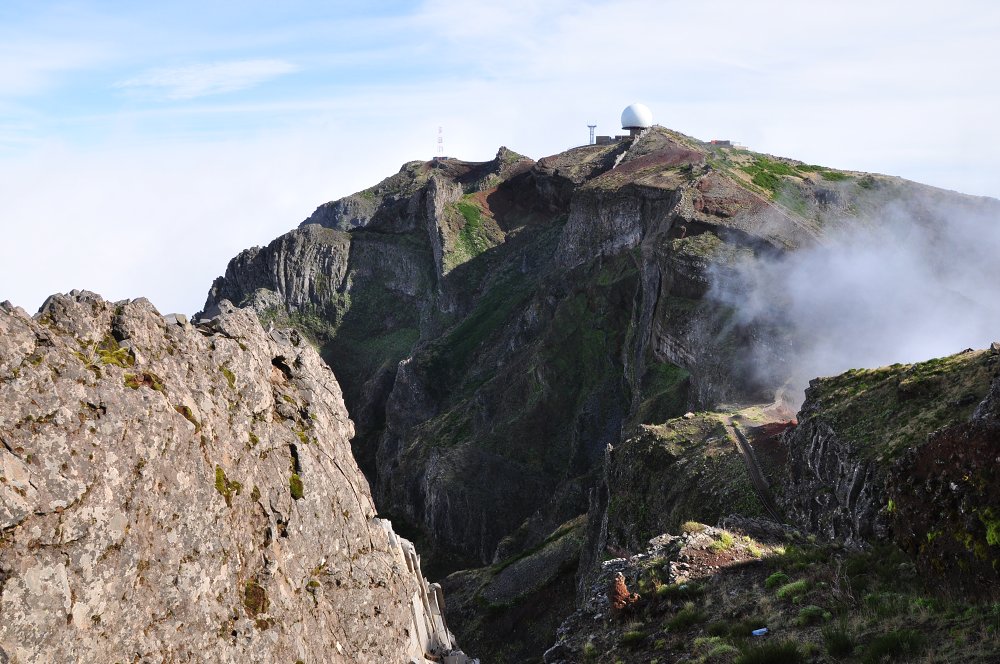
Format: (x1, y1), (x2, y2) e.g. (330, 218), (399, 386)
(775, 580), (809, 602)
(728, 618), (768, 638)
(707, 621), (731, 636)
(861, 629), (925, 663)
(736, 641), (804, 664)
(289, 473), (304, 500)
(657, 582), (704, 601)
(667, 604), (707, 631)
(764, 572), (789, 590)
(693, 636), (741, 662)
(620, 630), (646, 648)
(822, 625), (854, 659)
(709, 531), (735, 553)
(795, 605), (830, 626)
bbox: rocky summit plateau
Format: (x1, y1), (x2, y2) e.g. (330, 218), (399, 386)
(3, 125), (1000, 663)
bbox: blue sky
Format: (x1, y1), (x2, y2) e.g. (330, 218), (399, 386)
(2, 0), (999, 315)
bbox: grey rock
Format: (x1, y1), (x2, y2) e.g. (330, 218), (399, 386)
(0, 292), (459, 663)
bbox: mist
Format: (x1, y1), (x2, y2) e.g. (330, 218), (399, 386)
(708, 191), (1000, 408)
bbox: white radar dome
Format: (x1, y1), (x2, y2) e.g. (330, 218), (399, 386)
(621, 103), (653, 129)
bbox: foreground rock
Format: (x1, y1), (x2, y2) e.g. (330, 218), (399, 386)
(0, 292), (466, 663)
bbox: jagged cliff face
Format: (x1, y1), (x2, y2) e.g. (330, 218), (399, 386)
(779, 346), (1000, 588)
(0, 292), (458, 663)
(202, 128), (996, 576)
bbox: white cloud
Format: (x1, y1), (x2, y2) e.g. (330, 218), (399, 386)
(0, 39), (109, 98)
(3, 0), (999, 319)
(0, 118), (434, 316)
(116, 59), (298, 100)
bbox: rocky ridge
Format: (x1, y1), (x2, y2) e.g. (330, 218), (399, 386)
(0, 291), (467, 663)
(201, 128), (1000, 661)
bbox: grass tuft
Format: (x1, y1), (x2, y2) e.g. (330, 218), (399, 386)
(736, 640), (805, 664)
(861, 629), (924, 663)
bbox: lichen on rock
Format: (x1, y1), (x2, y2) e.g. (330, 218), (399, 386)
(0, 291), (462, 663)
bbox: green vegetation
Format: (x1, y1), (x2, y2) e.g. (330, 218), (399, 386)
(670, 232), (754, 267)
(607, 410), (769, 549)
(214, 465), (241, 507)
(567, 513), (998, 662)
(861, 629), (924, 663)
(666, 604), (707, 631)
(656, 582), (704, 601)
(446, 198), (496, 270)
(708, 531), (735, 553)
(978, 507), (1000, 546)
(418, 270), (534, 393)
(620, 630), (646, 647)
(795, 163), (852, 181)
(636, 361), (690, 425)
(692, 636), (740, 662)
(735, 641), (804, 664)
(764, 572), (789, 589)
(96, 334), (133, 368)
(823, 625), (854, 658)
(289, 473), (304, 500)
(741, 156), (798, 197)
(243, 580), (268, 616)
(775, 579), (810, 602)
(220, 365), (236, 389)
(795, 604), (830, 626)
(807, 350), (994, 458)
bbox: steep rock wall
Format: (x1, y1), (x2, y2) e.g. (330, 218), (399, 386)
(0, 292), (460, 663)
(779, 417), (887, 545)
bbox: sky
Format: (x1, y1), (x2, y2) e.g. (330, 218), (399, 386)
(2, 0), (999, 316)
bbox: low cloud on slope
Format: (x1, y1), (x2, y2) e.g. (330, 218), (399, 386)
(708, 193), (1000, 407)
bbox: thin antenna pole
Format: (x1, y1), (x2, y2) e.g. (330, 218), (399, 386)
(437, 126), (444, 157)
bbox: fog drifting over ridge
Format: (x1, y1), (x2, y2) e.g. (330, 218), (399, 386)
(709, 192), (1000, 408)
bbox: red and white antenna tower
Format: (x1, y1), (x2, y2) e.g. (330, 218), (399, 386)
(436, 126), (444, 157)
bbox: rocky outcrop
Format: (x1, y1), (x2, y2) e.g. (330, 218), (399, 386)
(601, 410), (777, 555)
(0, 291), (464, 663)
(889, 358), (1000, 595)
(779, 417), (886, 545)
(779, 348), (999, 553)
(441, 516), (586, 664)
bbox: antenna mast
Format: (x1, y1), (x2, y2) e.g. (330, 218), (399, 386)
(437, 126), (444, 157)
(587, 124), (596, 145)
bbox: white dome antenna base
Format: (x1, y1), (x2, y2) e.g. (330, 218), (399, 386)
(621, 103), (653, 136)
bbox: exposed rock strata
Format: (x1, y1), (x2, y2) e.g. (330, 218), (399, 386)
(779, 348), (1000, 564)
(0, 291), (462, 663)
(202, 127), (1000, 579)
(779, 417), (887, 545)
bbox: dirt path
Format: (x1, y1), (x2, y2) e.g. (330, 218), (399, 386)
(723, 416), (784, 523)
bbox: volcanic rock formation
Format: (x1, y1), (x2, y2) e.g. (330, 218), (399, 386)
(0, 291), (463, 663)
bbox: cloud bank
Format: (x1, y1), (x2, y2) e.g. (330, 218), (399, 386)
(708, 192), (1000, 407)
